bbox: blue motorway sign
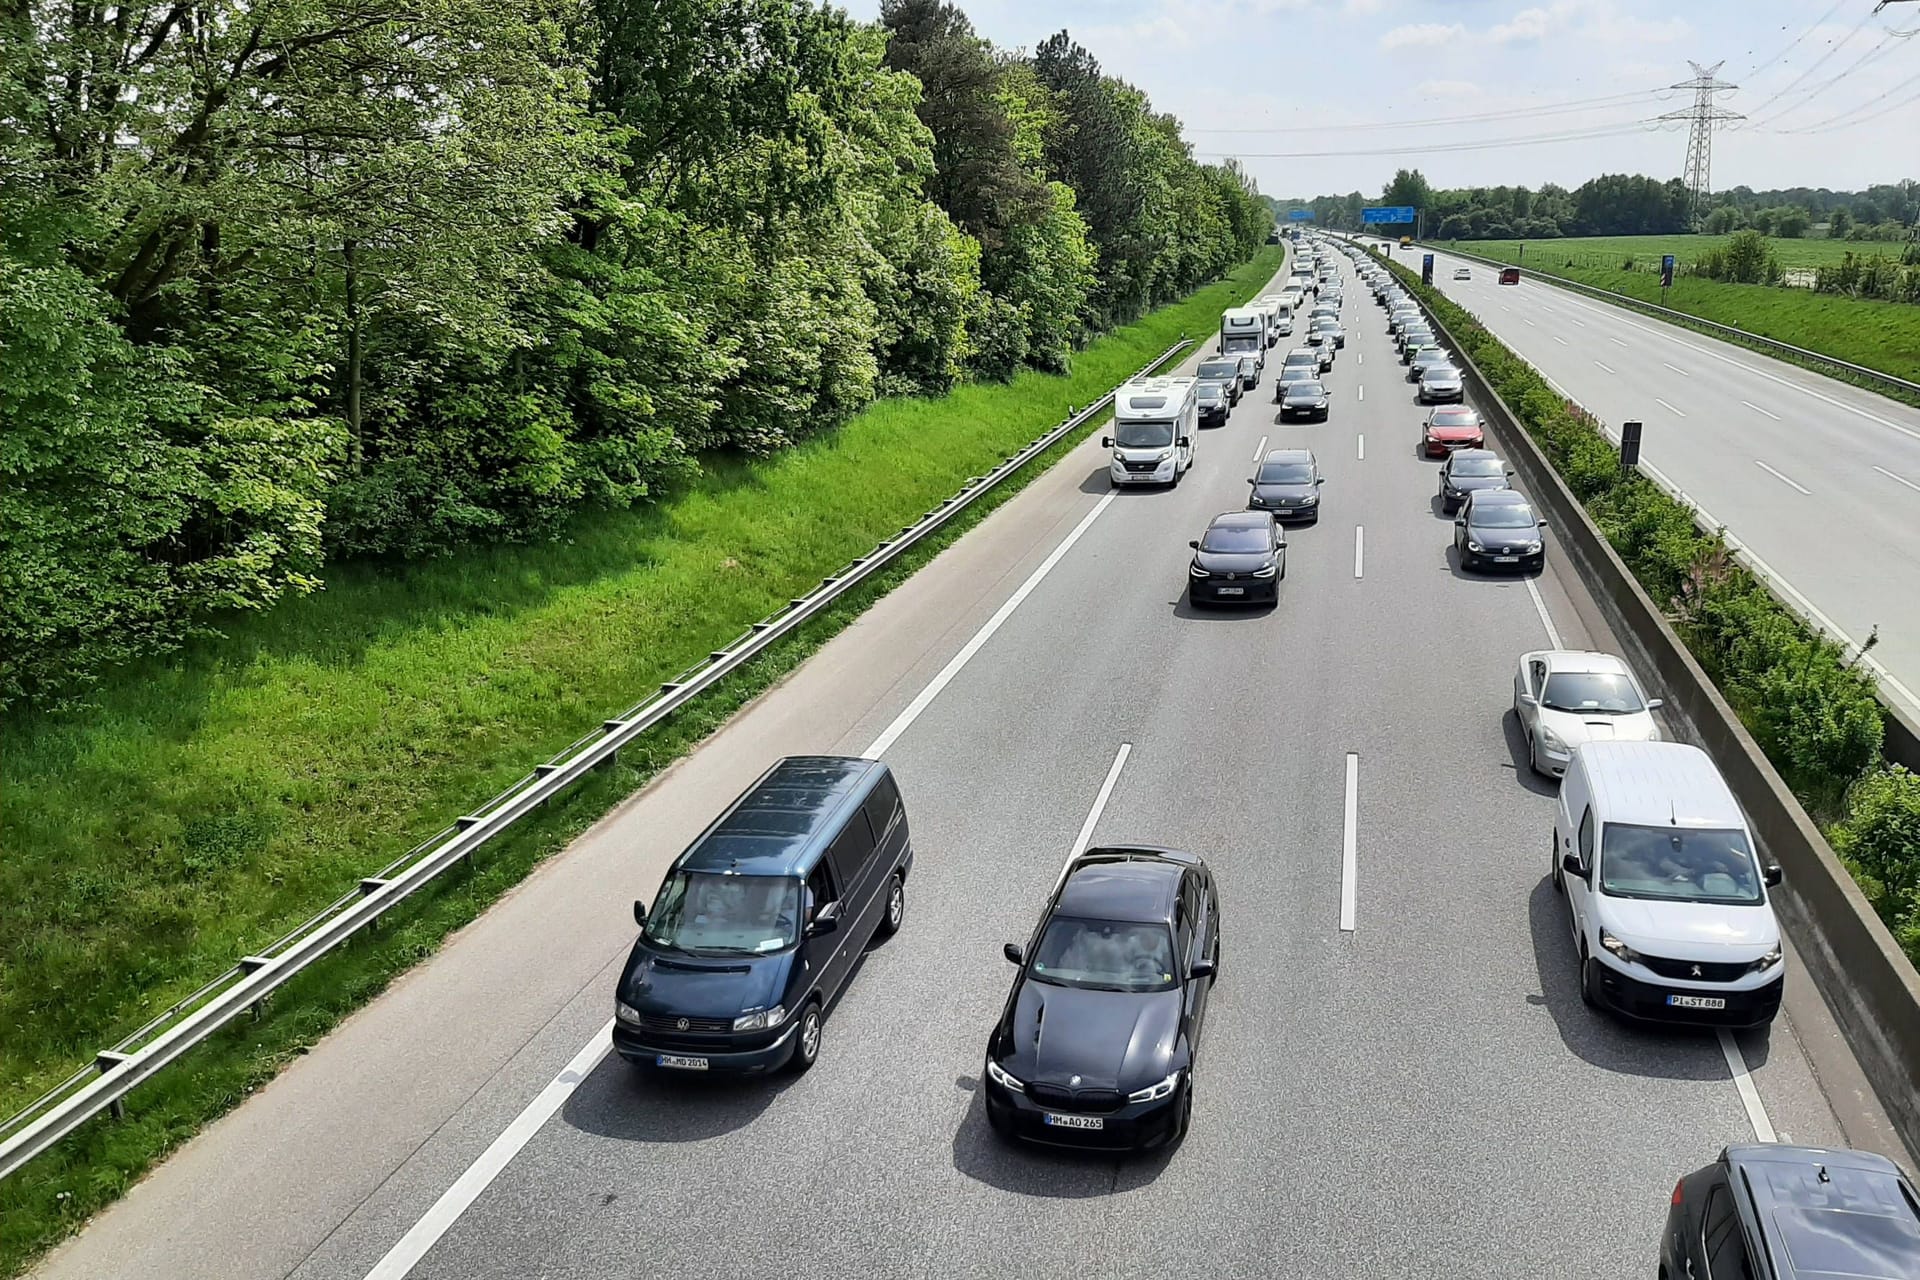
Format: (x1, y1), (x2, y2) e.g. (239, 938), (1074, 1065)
(1287, 209), (1315, 221)
(1362, 206), (1417, 224)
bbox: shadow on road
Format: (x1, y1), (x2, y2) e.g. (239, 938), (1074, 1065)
(1172, 591), (1279, 620)
(562, 1051), (800, 1145)
(948, 1082), (1176, 1198)
(1501, 708), (1560, 798)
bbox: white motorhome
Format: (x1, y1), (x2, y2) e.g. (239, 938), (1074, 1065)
(1255, 294), (1294, 342)
(1219, 308), (1267, 368)
(1553, 741), (1784, 1029)
(1102, 377), (1198, 488)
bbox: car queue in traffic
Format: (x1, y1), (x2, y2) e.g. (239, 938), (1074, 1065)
(605, 231), (1920, 1279)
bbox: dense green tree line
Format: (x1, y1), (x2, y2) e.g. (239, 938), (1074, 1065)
(0, 0), (1267, 708)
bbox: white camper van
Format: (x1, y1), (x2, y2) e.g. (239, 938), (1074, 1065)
(1219, 308), (1267, 368)
(1256, 294), (1294, 343)
(1553, 741), (1784, 1029)
(1102, 377), (1198, 488)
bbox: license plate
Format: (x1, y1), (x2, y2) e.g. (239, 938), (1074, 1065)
(1667, 994), (1727, 1010)
(1216, 586), (1245, 595)
(1043, 1114), (1105, 1130)
(1494, 555), (1517, 563)
(656, 1054), (709, 1070)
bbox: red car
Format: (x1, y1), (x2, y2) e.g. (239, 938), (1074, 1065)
(1422, 406), (1485, 458)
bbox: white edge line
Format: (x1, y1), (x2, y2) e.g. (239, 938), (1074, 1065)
(1741, 400), (1782, 422)
(1524, 576), (1563, 649)
(1875, 465), (1920, 494)
(1718, 1029), (1777, 1143)
(1251, 434), (1268, 465)
(1340, 753), (1359, 933)
(1353, 525), (1364, 579)
(1065, 744), (1133, 875)
(364, 1023), (615, 1280)
(864, 492), (1117, 758)
(1754, 459), (1811, 496)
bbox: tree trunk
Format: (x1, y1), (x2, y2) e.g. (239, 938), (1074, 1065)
(344, 236), (363, 472)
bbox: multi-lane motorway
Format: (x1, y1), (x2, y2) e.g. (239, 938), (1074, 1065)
(33, 249), (1906, 1280)
(1370, 235), (1920, 727)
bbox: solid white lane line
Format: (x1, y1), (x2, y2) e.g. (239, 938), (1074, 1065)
(364, 1026), (614, 1280)
(1357, 433), (1365, 461)
(1353, 526), (1364, 579)
(1066, 743), (1132, 872)
(1340, 754), (1359, 933)
(1755, 459), (1811, 495)
(1656, 397), (1686, 418)
(1718, 1030), (1778, 1143)
(1609, 336), (1629, 347)
(863, 492), (1117, 758)
(1551, 335), (1569, 346)
(1251, 434), (1268, 465)
(1875, 465), (1920, 494)
(1742, 400), (1782, 421)
(1594, 360), (1615, 375)
(1662, 362), (1690, 377)
(1357, 384), (1365, 402)
(1524, 576), (1564, 649)
(368, 485), (1128, 1277)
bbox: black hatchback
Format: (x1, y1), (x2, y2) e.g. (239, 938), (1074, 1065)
(1662, 1143), (1920, 1279)
(1454, 489), (1546, 573)
(983, 847), (1219, 1151)
(1188, 510), (1285, 605)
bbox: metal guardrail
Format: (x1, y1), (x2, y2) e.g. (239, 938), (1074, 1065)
(0, 336), (1196, 1184)
(1412, 240), (1920, 399)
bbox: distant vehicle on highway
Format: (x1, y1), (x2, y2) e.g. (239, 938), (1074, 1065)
(1274, 347), (1322, 401)
(1307, 333), (1335, 372)
(1418, 364), (1466, 405)
(1248, 448), (1324, 519)
(1555, 742), (1784, 1028)
(1196, 380), (1231, 428)
(1499, 267), (1521, 285)
(1406, 345), (1451, 382)
(613, 756), (912, 1077)
(1513, 650), (1662, 778)
(1104, 376), (1198, 488)
(1187, 509), (1286, 604)
(1453, 267), (1471, 281)
(1423, 405), (1485, 456)
(1661, 1143), (1920, 1280)
(1195, 357), (1243, 407)
(1312, 317), (1347, 349)
(1235, 353), (1262, 391)
(984, 847), (1218, 1149)
(1396, 325), (1436, 358)
(1436, 448), (1512, 513)
(1453, 489), (1546, 573)
(1219, 307), (1266, 368)
(1279, 379), (1332, 423)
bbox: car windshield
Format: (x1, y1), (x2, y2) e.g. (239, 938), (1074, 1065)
(1540, 671), (1645, 713)
(1452, 457), (1504, 477)
(644, 871), (802, 954)
(1114, 419), (1174, 449)
(1414, 349), (1445, 363)
(1201, 524), (1271, 554)
(1222, 336), (1259, 355)
(1285, 353), (1317, 367)
(1423, 365), (1460, 381)
(1198, 360), (1238, 380)
(1028, 916), (1178, 992)
(1258, 462), (1314, 483)
(1600, 825), (1762, 904)
(1285, 383), (1326, 400)
(1198, 386), (1226, 403)
(1432, 411), (1479, 428)
(1471, 503), (1537, 528)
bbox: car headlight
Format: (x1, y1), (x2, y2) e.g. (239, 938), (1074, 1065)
(1190, 561), (1210, 578)
(1300, 492), (1318, 504)
(1540, 728), (1566, 751)
(986, 1058), (1025, 1094)
(616, 1001), (644, 1025)
(1252, 563), (1278, 578)
(1524, 540), (1542, 553)
(1112, 451), (1128, 465)
(1128, 1069), (1183, 1104)
(1599, 928), (1642, 965)
(1467, 540), (1485, 552)
(1748, 944), (1783, 974)
(1155, 449), (1174, 464)
(732, 1004), (786, 1032)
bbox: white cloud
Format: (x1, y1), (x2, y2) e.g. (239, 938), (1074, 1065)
(1343, 0), (1387, 13)
(1380, 22), (1464, 50)
(1490, 7), (1554, 43)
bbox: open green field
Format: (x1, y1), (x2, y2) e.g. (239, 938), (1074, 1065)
(1462, 233), (1910, 272)
(0, 246), (1283, 1275)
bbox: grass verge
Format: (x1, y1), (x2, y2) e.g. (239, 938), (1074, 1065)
(0, 246), (1286, 1276)
(1385, 254), (1920, 968)
(1466, 233), (1895, 271)
(1441, 239), (1920, 398)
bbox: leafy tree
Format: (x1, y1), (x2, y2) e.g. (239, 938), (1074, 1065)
(1826, 207), (1853, 239)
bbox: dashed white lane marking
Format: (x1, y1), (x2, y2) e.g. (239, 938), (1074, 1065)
(1874, 465), (1920, 494)
(1340, 753), (1360, 933)
(1609, 336), (1628, 347)
(1662, 362), (1690, 377)
(1353, 525), (1364, 579)
(1252, 434), (1269, 464)
(1357, 433), (1365, 461)
(1718, 1030), (1778, 1143)
(1551, 335), (1569, 346)
(1357, 385), (1365, 402)
(1742, 400), (1782, 421)
(1594, 360), (1615, 375)
(1755, 459), (1811, 495)
(1656, 397), (1687, 418)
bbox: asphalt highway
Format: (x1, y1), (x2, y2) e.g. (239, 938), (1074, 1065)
(1366, 235), (1920, 725)
(33, 250), (1905, 1280)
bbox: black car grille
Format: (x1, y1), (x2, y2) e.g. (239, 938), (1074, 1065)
(1121, 459), (1160, 473)
(1635, 955), (1752, 983)
(1027, 1083), (1125, 1113)
(638, 1013), (733, 1035)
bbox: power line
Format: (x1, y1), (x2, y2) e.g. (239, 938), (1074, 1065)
(1737, 0), (1849, 82)
(1738, 7), (1880, 118)
(1182, 89), (1668, 135)
(1774, 63), (1920, 132)
(1744, 27), (1908, 127)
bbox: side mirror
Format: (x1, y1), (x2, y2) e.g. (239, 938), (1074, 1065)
(1646, 698), (1664, 710)
(633, 899), (649, 927)
(1561, 853), (1589, 881)
(806, 900), (841, 937)
(1518, 693), (1537, 707)
(1189, 538), (1200, 549)
(1277, 539), (1289, 550)
(1246, 477), (1256, 486)
(1189, 958), (1215, 980)
(1505, 466), (1516, 474)
(1177, 436), (1191, 449)
(1538, 519), (1550, 529)
(1315, 476), (1326, 484)
(1101, 436), (1113, 449)
(1764, 864), (1784, 887)
(1454, 517), (1466, 527)
(1003, 942), (1024, 965)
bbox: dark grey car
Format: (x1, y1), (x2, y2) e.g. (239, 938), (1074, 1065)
(1454, 489), (1547, 573)
(1189, 510), (1285, 605)
(1196, 358), (1243, 406)
(1437, 449), (1513, 513)
(1279, 379), (1331, 422)
(1247, 448), (1324, 521)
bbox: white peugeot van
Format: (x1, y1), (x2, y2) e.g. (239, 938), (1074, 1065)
(1553, 741), (1784, 1028)
(1102, 377), (1198, 488)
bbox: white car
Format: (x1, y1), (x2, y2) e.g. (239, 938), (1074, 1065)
(1514, 650), (1663, 778)
(1453, 267), (1471, 281)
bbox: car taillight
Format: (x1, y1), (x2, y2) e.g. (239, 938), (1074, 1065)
(1671, 1179), (1684, 1207)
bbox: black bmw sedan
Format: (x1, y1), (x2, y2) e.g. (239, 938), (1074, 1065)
(984, 847), (1219, 1150)
(1187, 510), (1285, 605)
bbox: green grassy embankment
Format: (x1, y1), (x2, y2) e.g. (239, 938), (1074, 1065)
(1446, 236), (1920, 391)
(0, 246), (1285, 1276)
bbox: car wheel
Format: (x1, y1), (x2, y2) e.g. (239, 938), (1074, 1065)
(789, 1000), (824, 1074)
(1579, 949), (1602, 1010)
(1173, 1072), (1196, 1144)
(1529, 731), (1547, 778)
(1551, 833), (1564, 893)
(878, 870), (905, 938)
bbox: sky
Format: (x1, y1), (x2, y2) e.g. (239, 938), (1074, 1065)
(841, 0), (1920, 200)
